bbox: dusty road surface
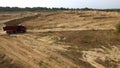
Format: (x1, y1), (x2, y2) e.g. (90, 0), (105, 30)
(0, 11), (120, 68)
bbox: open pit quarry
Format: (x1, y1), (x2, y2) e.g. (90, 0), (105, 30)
(0, 11), (120, 68)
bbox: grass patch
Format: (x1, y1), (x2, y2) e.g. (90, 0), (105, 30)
(116, 22), (120, 32)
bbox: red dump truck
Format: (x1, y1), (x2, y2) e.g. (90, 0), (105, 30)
(3, 25), (26, 34)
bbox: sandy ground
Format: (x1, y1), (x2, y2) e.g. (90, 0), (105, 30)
(0, 33), (79, 68)
(0, 11), (120, 68)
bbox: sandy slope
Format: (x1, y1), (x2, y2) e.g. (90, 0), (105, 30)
(1, 11), (120, 30)
(20, 11), (120, 30)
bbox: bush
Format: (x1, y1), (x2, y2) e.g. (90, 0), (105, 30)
(116, 22), (120, 32)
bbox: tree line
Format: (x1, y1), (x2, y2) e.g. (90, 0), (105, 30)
(0, 6), (120, 12)
(0, 7), (73, 11)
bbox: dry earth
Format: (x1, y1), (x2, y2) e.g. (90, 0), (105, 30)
(0, 11), (120, 68)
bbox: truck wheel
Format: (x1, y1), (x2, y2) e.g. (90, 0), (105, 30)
(6, 31), (11, 34)
(6, 31), (15, 34)
(13, 31), (17, 34)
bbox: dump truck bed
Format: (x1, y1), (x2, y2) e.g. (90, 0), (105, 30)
(3, 25), (26, 34)
(3, 26), (19, 31)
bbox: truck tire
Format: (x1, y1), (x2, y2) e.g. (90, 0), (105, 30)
(6, 31), (14, 34)
(6, 31), (11, 34)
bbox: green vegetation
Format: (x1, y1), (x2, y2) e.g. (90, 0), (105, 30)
(0, 7), (72, 11)
(0, 6), (120, 12)
(116, 22), (120, 32)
